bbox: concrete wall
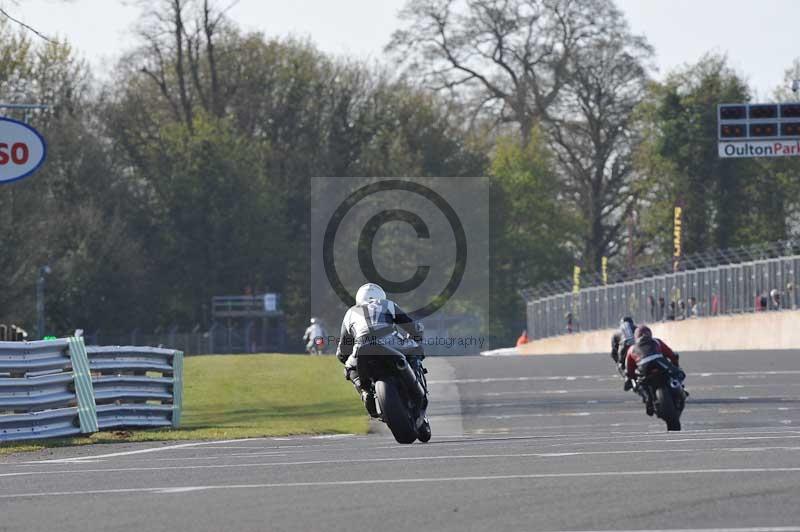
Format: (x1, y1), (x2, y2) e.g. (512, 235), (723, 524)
(518, 310), (800, 355)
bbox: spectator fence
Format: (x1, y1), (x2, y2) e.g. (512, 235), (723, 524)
(524, 255), (800, 340)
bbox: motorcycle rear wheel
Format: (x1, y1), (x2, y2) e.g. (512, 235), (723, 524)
(655, 386), (681, 431)
(375, 379), (417, 444)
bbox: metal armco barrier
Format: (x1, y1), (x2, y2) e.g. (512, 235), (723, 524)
(0, 337), (183, 442)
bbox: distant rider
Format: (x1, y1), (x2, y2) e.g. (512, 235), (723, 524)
(610, 316), (637, 373)
(335, 283), (422, 418)
(303, 318), (325, 354)
(623, 325), (683, 413)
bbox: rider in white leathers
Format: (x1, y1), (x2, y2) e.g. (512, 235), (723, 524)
(303, 318), (325, 354)
(335, 283), (421, 415)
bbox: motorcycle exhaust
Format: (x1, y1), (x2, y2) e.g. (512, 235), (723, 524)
(395, 357), (426, 400)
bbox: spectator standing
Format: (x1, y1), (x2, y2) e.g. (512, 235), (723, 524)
(756, 292), (768, 312)
(770, 289), (782, 310)
(688, 297), (699, 317)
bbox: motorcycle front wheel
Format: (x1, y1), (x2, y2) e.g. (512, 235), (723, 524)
(375, 379), (417, 444)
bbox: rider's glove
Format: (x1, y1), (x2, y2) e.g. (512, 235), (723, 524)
(623, 379), (633, 392)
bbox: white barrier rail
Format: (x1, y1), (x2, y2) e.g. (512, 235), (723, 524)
(0, 338), (183, 442)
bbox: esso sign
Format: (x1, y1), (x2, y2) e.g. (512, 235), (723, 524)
(0, 117), (46, 184)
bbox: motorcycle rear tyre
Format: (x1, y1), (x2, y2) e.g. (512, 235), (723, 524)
(375, 379), (417, 444)
(656, 386), (681, 431)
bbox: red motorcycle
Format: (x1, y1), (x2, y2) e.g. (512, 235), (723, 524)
(632, 354), (687, 431)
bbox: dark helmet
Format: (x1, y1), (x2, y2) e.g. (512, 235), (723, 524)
(620, 316), (636, 345)
(634, 325), (653, 341)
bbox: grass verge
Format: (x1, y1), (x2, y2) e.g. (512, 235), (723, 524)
(0, 354), (368, 456)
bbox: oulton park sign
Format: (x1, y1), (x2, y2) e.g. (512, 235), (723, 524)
(719, 139), (800, 158)
(718, 103), (800, 159)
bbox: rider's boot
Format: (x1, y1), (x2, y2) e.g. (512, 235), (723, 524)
(349, 369), (379, 418)
(417, 417), (432, 443)
(361, 390), (379, 418)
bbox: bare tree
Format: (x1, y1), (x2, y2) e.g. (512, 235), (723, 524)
(133, 0), (239, 129)
(547, 15), (653, 270)
(0, 5), (55, 43)
(388, 0), (613, 144)
(391, 0), (653, 270)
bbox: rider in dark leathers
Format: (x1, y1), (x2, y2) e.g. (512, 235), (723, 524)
(623, 325), (684, 415)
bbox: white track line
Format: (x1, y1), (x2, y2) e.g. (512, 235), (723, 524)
(484, 383), (800, 397)
(429, 370), (800, 385)
(13, 428), (797, 467)
(13, 427), (800, 467)
(538, 528), (800, 532)
(23, 436), (357, 464)
(3, 446), (800, 479)
(3, 467), (800, 499)
(550, 434), (800, 447)
(25, 439), (274, 464)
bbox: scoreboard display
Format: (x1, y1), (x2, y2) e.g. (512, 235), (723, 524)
(718, 103), (800, 158)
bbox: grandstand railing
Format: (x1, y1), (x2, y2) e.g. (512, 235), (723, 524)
(523, 255), (800, 340)
(521, 240), (800, 300)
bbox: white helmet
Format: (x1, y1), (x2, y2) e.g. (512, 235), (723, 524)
(310, 317), (317, 325)
(355, 283), (386, 305)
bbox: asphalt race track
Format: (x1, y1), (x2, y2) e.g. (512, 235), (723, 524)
(3, 350), (800, 532)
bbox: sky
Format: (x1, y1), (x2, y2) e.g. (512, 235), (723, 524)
(5, 0), (800, 99)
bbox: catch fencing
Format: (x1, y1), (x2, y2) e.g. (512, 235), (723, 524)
(524, 255), (800, 340)
(87, 322), (286, 356)
(0, 337), (183, 442)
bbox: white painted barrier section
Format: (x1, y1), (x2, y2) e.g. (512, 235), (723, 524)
(518, 310), (800, 355)
(480, 347), (519, 357)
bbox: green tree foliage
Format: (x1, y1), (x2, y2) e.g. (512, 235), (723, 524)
(489, 131), (575, 341)
(635, 54), (798, 260)
(3, 2), (799, 348)
(763, 59), (800, 240)
(103, 2), (487, 339)
(0, 22), (145, 334)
